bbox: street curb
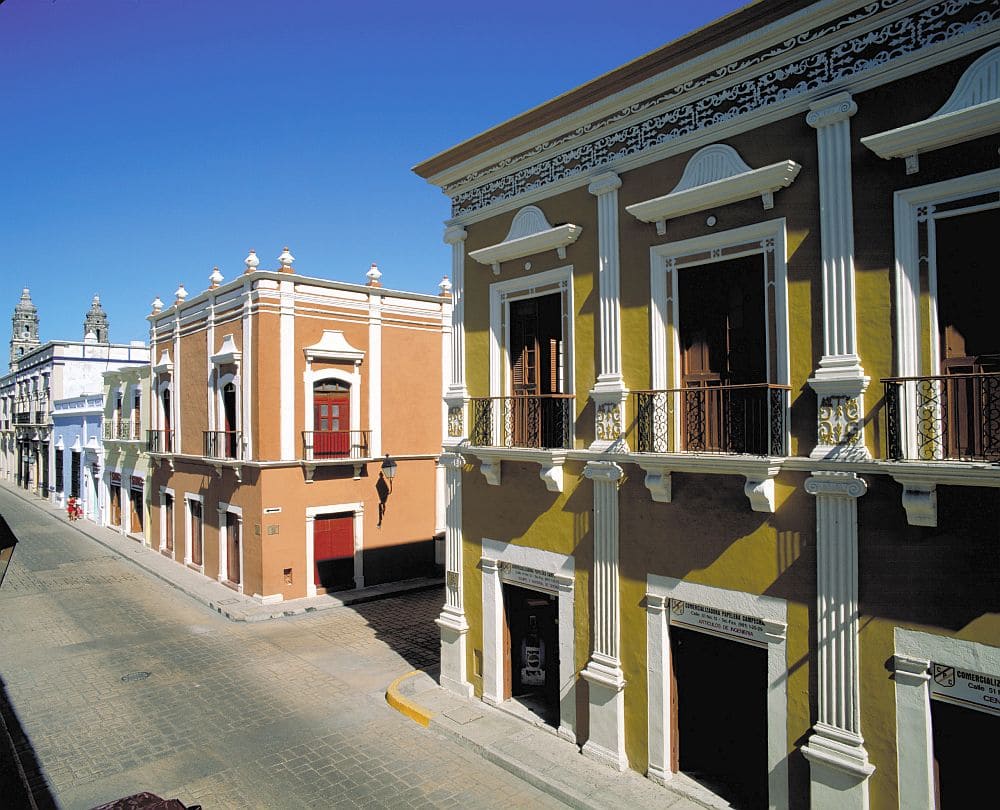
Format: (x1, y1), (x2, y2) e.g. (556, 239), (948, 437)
(1, 483), (442, 623)
(385, 670), (435, 727)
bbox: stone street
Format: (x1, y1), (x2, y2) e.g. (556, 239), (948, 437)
(0, 486), (563, 809)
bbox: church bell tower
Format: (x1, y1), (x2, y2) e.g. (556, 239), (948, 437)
(9, 287), (40, 371)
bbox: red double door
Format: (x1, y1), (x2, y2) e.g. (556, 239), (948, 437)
(313, 513), (354, 592)
(314, 392), (350, 458)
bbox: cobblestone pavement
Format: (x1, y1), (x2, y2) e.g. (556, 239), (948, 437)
(0, 488), (564, 809)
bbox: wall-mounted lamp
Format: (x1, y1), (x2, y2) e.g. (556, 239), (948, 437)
(381, 454), (397, 493)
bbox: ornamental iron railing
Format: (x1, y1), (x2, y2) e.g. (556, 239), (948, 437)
(104, 419), (141, 441)
(302, 430), (371, 461)
(204, 430), (242, 461)
(146, 429), (174, 453)
(633, 383), (789, 456)
(468, 395), (574, 450)
(882, 372), (1000, 461)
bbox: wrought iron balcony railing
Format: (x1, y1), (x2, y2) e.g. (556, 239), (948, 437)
(469, 394), (574, 450)
(302, 429), (371, 461)
(632, 383), (790, 456)
(104, 419), (141, 441)
(204, 430), (242, 461)
(146, 429), (174, 454)
(883, 372), (1000, 461)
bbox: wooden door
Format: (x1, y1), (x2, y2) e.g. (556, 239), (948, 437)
(502, 592), (513, 700)
(509, 293), (562, 447)
(314, 390), (350, 458)
(164, 494), (174, 552)
(190, 500), (203, 566)
(227, 517), (241, 584)
(110, 485), (121, 527)
(670, 640), (680, 772)
(162, 389), (172, 450)
(313, 514), (354, 590)
(129, 490), (143, 534)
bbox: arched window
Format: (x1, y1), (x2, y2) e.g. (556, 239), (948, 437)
(313, 379), (350, 458)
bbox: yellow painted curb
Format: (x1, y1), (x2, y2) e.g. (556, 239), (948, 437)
(386, 669), (435, 727)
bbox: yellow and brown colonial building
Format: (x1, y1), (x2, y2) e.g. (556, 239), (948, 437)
(146, 250), (449, 603)
(416, 1), (1000, 808)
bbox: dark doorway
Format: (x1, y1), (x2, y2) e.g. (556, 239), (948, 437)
(678, 255), (767, 453)
(163, 493), (174, 552)
(931, 698), (994, 808)
(935, 207), (1000, 459)
(670, 626), (768, 809)
(503, 583), (559, 726)
(509, 292), (566, 448)
(226, 516), (241, 585)
(314, 513), (354, 592)
(222, 382), (238, 458)
(190, 500), (203, 566)
(161, 388), (172, 451)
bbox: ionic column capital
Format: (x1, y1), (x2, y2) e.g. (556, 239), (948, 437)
(584, 460), (624, 483)
(444, 224), (468, 245)
(807, 92), (858, 129)
(805, 471), (867, 499)
(588, 172), (622, 196)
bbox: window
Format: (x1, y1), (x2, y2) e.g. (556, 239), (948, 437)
(55, 449), (64, 493)
(70, 451), (81, 498)
(313, 380), (351, 458)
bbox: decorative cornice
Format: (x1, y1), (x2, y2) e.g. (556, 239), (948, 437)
(626, 144), (800, 235)
(468, 206), (582, 275)
(209, 334), (241, 366)
(442, 0), (999, 218)
(861, 46), (1000, 173)
(303, 330), (365, 364)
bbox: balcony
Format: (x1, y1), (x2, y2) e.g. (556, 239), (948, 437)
(632, 383), (790, 456)
(104, 419), (141, 442)
(302, 430), (371, 461)
(146, 429), (174, 454)
(204, 430), (242, 461)
(883, 372), (1000, 461)
(469, 395), (574, 450)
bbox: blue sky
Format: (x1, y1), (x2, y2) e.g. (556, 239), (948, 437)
(0, 0), (747, 350)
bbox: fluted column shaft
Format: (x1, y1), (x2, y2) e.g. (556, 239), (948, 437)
(444, 225), (468, 397)
(588, 173), (623, 384)
(436, 451), (472, 696)
(803, 471), (873, 810)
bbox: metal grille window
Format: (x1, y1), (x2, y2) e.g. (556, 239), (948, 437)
(70, 451), (81, 498)
(54, 449), (63, 492)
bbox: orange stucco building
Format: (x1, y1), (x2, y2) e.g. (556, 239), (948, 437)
(146, 250), (449, 602)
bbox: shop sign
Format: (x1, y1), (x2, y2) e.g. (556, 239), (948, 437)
(499, 562), (559, 593)
(110, 472), (122, 484)
(669, 600), (769, 648)
(930, 663), (1000, 717)
(130, 475), (144, 491)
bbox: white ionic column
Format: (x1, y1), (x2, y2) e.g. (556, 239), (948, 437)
(435, 451), (473, 697)
(581, 460), (627, 769)
(588, 173), (629, 451)
(806, 93), (870, 461)
(802, 472), (874, 810)
(443, 225), (469, 444)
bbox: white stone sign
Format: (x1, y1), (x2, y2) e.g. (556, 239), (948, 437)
(930, 662), (1000, 717)
(499, 562), (559, 593)
(669, 599), (768, 648)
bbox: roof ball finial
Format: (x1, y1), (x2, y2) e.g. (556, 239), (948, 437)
(244, 249), (259, 274)
(278, 246), (295, 273)
(366, 262), (382, 287)
(174, 284), (188, 304)
(439, 275), (452, 297)
(209, 266), (224, 289)
(151, 296), (164, 314)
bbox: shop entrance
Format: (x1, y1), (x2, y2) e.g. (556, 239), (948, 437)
(129, 488), (143, 535)
(110, 484), (122, 528)
(670, 626), (768, 809)
(931, 698), (993, 808)
(314, 513), (354, 592)
(502, 583), (559, 726)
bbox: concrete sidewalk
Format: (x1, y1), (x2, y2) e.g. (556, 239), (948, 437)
(0, 481), (443, 622)
(387, 667), (729, 810)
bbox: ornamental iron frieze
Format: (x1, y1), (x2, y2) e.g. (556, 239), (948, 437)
(818, 395), (862, 447)
(448, 0), (999, 216)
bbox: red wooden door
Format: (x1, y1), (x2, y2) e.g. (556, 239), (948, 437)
(314, 392), (350, 457)
(313, 514), (354, 590)
(227, 517), (241, 584)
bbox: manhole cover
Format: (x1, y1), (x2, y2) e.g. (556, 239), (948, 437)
(121, 671), (151, 683)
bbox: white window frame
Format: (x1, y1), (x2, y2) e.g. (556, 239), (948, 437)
(304, 502), (365, 597)
(893, 627), (1000, 810)
(302, 368), (362, 457)
(184, 492), (204, 571)
(488, 265), (575, 445)
(645, 574), (789, 809)
(480, 537), (577, 743)
(649, 219), (790, 454)
(892, 168), (1000, 459)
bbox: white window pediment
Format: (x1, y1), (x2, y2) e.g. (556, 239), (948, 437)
(469, 205), (582, 275)
(152, 350), (173, 375)
(210, 334), (241, 366)
(861, 46), (1000, 174)
(626, 144), (801, 235)
(303, 330), (365, 364)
